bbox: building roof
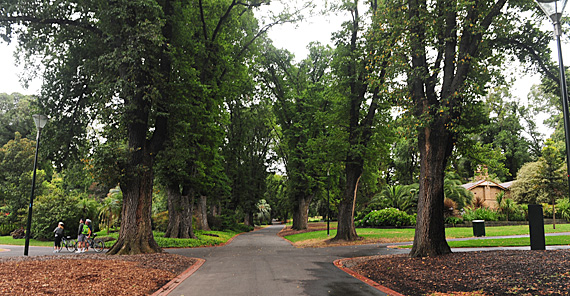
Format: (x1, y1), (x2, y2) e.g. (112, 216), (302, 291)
(461, 179), (509, 191)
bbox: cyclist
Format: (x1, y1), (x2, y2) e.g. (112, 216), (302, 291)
(53, 222), (64, 253)
(76, 218), (85, 253)
(84, 219), (93, 251)
(76, 219), (92, 253)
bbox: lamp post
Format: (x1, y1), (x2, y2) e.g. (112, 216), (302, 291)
(24, 114), (48, 256)
(327, 168), (331, 236)
(535, 0), (569, 192)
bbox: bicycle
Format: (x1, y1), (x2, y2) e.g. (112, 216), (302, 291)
(61, 235), (77, 252)
(74, 233), (105, 253)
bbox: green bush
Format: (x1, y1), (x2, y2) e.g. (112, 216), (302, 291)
(30, 187), (84, 240)
(557, 199), (570, 221)
(355, 208), (416, 227)
(152, 211), (169, 232)
(462, 207), (498, 222)
(445, 216), (464, 225)
(209, 214), (253, 233)
(0, 223), (18, 236)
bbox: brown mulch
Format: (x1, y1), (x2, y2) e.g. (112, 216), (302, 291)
(0, 253), (196, 295)
(344, 250), (570, 296)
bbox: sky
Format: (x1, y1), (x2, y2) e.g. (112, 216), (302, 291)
(0, 3), (565, 137)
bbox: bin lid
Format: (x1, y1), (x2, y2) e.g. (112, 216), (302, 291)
(472, 220), (485, 222)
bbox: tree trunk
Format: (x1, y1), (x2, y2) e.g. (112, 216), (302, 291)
(196, 195), (211, 231)
(244, 211), (254, 226)
(410, 122), (453, 257)
(333, 163), (361, 241)
(108, 161), (161, 255)
(164, 184), (195, 238)
(291, 194), (313, 230)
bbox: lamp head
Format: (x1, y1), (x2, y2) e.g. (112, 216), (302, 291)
(536, 0), (568, 23)
(32, 114), (48, 130)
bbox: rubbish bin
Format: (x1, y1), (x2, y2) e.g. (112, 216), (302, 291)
(472, 220), (485, 237)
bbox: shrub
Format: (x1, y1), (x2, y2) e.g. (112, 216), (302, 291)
(463, 207), (498, 222)
(445, 216), (464, 225)
(355, 208), (416, 227)
(209, 214), (253, 232)
(152, 211), (169, 232)
(557, 198), (570, 221)
(30, 188), (84, 240)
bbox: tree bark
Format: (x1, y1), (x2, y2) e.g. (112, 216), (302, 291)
(164, 184), (195, 238)
(333, 163), (361, 241)
(291, 194), (313, 230)
(196, 195), (211, 231)
(410, 121), (453, 257)
(244, 211), (254, 226)
(107, 147), (161, 255)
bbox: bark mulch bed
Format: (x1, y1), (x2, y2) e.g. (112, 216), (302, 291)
(0, 253), (196, 295)
(343, 250), (570, 295)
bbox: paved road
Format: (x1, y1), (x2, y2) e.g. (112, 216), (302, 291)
(166, 225), (408, 296)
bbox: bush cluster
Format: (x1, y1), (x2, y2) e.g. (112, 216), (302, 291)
(462, 207), (498, 221)
(355, 208), (416, 227)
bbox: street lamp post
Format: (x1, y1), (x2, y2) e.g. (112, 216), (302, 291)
(327, 168), (331, 236)
(535, 0), (569, 192)
(24, 114), (48, 256)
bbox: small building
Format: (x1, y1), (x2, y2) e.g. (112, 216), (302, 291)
(462, 180), (511, 209)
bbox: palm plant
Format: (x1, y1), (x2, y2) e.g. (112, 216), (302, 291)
(371, 184), (418, 214)
(98, 186), (122, 233)
(444, 173), (473, 209)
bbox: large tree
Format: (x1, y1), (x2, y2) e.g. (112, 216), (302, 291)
(330, 0), (394, 241)
(1, 0), (175, 254)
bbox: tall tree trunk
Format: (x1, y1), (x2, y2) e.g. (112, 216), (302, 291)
(333, 163), (361, 241)
(291, 194), (314, 230)
(196, 195), (211, 231)
(164, 184), (195, 238)
(108, 145), (161, 255)
(410, 122), (452, 257)
(244, 211), (254, 226)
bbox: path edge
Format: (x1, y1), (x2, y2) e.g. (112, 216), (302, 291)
(333, 258), (405, 296)
(151, 258), (206, 296)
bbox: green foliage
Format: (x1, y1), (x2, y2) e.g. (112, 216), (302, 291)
(511, 139), (567, 205)
(30, 185), (84, 240)
(443, 173), (473, 210)
(463, 208), (499, 222)
(445, 217), (464, 225)
(98, 186), (122, 234)
(151, 211), (169, 232)
(368, 184), (418, 215)
(0, 93), (35, 146)
(556, 199), (570, 221)
(355, 208), (416, 227)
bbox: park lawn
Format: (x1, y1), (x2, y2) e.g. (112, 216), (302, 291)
(396, 235), (570, 248)
(97, 229), (243, 248)
(1, 229), (245, 248)
(284, 223), (570, 245)
(0, 236), (53, 247)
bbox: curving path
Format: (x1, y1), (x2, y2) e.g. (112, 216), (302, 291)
(166, 225), (408, 296)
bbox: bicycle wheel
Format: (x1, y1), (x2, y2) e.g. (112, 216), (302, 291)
(93, 240), (105, 253)
(66, 239), (77, 252)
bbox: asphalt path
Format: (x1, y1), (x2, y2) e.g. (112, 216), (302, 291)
(166, 225), (408, 296)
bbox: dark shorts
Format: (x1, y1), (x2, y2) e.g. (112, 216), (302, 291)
(77, 234), (86, 242)
(54, 236), (62, 247)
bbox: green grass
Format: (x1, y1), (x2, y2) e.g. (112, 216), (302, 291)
(1, 228), (246, 248)
(396, 235), (570, 248)
(97, 229), (244, 248)
(0, 236), (53, 247)
(284, 223), (570, 247)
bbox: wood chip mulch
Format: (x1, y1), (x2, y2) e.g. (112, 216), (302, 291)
(345, 250), (570, 295)
(0, 253), (196, 295)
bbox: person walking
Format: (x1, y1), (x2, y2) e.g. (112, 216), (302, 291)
(83, 219), (93, 252)
(53, 222), (64, 253)
(76, 218), (85, 253)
